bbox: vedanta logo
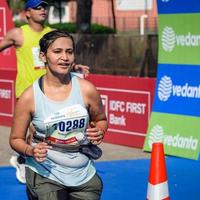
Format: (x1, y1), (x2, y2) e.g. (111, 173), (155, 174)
(148, 124), (198, 150)
(162, 26), (200, 52)
(158, 75), (172, 101)
(158, 75), (200, 101)
(161, 26), (176, 52)
(148, 124), (164, 147)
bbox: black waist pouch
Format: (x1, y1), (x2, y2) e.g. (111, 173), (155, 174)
(80, 144), (102, 160)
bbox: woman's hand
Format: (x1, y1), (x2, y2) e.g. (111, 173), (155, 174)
(32, 142), (51, 162)
(86, 123), (105, 145)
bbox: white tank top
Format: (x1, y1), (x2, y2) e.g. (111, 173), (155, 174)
(26, 73), (96, 186)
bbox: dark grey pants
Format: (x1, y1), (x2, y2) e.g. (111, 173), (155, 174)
(26, 167), (103, 200)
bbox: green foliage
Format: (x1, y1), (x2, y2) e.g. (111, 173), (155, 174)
(90, 23), (116, 34)
(14, 21), (115, 34)
(49, 23), (77, 33)
(48, 23), (115, 34)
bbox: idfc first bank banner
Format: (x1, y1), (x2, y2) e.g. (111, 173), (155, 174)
(143, 0), (200, 160)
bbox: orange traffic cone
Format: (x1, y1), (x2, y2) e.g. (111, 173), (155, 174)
(146, 142), (170, 200)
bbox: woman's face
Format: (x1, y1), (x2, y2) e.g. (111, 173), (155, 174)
(42, 37), (75, 75)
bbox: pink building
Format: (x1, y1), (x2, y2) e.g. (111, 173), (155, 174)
(68, 0), (158, 33)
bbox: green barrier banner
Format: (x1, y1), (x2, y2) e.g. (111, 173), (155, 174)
(159, 14), (200, 65)
(143, 0), (200, 159)
(144, 112), (200, 159)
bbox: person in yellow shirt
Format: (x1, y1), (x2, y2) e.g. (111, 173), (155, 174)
(0, 0), (89, 184)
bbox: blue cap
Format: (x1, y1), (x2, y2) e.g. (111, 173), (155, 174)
(25, 0), (48, 9)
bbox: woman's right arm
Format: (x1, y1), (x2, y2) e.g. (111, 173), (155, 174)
(9, 87), (51, 162)
(9, 87), (34, 156)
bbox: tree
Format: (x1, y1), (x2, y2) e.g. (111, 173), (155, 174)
(48, 0), (63, 24)
(111, 0), (116, 32)
(49, 0), (93, 33)
(76, 0), (92, 33)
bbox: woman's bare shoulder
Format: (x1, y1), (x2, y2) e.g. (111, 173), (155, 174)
(17, 86), (34, 111)
(78, 77), (97, 94)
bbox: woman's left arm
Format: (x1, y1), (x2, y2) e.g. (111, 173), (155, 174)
(83, 81), (108, 145)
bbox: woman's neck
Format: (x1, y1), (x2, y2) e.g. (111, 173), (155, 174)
(44, 73), (71, 87)
(42, 74), (72, 101)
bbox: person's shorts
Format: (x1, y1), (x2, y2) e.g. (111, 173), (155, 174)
(26, 167), (103, 200)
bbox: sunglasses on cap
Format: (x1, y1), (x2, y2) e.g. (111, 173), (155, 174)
(32, 4), (48, 10)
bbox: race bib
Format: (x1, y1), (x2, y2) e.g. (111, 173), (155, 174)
(44, 104), (89, 145)
(32, 47), (45, 69)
